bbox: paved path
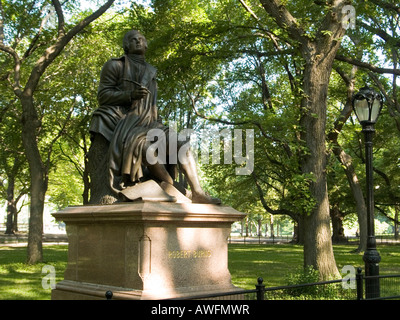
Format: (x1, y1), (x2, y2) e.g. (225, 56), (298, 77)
(0, 232), (68, 246)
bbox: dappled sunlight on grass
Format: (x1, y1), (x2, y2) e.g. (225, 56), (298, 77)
(0, 245), (68, 300)
(333, 244), (400, 275)
(228, 244), (304, 289)
(229, 244), (400, 290)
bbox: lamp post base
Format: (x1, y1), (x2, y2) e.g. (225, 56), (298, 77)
(363, 247), (381, 299)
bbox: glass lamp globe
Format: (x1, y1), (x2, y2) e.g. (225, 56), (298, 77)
(352, 86), (383, 125)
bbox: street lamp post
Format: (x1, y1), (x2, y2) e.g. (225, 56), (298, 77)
(352, 86), (383, 299)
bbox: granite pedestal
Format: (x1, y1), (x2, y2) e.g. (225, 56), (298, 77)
(51, 201), (246, 300)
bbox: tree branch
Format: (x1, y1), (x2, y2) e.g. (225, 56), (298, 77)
(238, 0), (261, 22)
(368, 72), (400, 131)
(375, 206), (400, 223)
(259, 0), (306, 44)
(52, 0), (65, 38)
(335, 54), (400, 76)
(370, 0), (400, 14)
(0, 0), (4, 44)
(23, 6), (55, 59)
(58, 142), (85, 178)
(44, 103), (75, 172)
(359, 21), (400, 48)
(251, 171), (297, 219)
(23, 0), (115, 96)
(315, 0), (346, 40)
(187, 88), (294, 158)
(0, 43), (22, 95)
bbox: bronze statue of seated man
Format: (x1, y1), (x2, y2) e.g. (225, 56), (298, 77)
(88, 30), (220, 205)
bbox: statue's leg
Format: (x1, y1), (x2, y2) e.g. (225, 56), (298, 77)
(147, 163), (174, 185)
(177, 147), (221, 205)
(142, 135), (220, 204)
(142, 140), (174, 185)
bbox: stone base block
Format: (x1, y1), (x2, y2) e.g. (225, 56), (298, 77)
(51, 201), (246, 300)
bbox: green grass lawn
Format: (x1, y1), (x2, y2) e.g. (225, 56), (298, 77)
(0, 245), (68, 300)
(1, 243), (399, 299)
(228, 244), (400, 290)
(228, 244), (305, 289)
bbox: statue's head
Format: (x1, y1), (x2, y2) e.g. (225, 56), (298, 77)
(123, 30), (148, 55)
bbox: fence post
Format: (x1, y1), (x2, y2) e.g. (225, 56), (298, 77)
(105, 290), (113, 300)
(356, 268), (363, 300)
(256, 277), (265, 300)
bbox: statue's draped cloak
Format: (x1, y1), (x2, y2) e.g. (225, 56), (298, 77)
(89, 54), (169, 193)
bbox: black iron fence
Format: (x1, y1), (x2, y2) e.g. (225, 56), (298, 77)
(228, 235), (400, 245)
(103, 268), (400, 300)
(358, 272), (400, 300)
(163, 269), (400, 300)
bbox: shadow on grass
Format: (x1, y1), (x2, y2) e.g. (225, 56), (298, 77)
(0, 245), (68, 300)
(228, 243), (400, 290)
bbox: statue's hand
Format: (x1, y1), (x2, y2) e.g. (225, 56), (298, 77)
(131, 87), (149, 100)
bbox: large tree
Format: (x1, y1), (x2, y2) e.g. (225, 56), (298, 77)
(249, 0), (348, 278)
(327, 0), (400, 251)
(0, 96), (29, 234)
(0, 0), (115, 263)
(144, 0), (347, 278)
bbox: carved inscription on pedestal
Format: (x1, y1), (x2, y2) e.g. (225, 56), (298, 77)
(168, 250), (212, 259)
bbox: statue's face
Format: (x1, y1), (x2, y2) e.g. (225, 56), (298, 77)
(126, 32), (146, 55)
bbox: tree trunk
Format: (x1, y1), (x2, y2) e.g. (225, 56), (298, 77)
(5, 204), (16, 235)
(329, 42), (367, 253)
(5, 211), (14, 234)
(82, 171), (90, 205)
(21, 94), (47, 264)
(270, 215), (274, 238)
(12, 210), (18, 232)
(292, 222), (299, 244)
(300, 53), (340, 279)
(81, 128), (91, 205)
(5, 157), (26, 234)
(395, 207), (399, 240)
(82, 152), (90, 205)
(333, 147), (367, 252)
(1, 0), (115, 263)
(298, 217), (305, 245)
(331, 204), (347, 243)
(5, 176), (17, 235)
(259, 0), (347, 280)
